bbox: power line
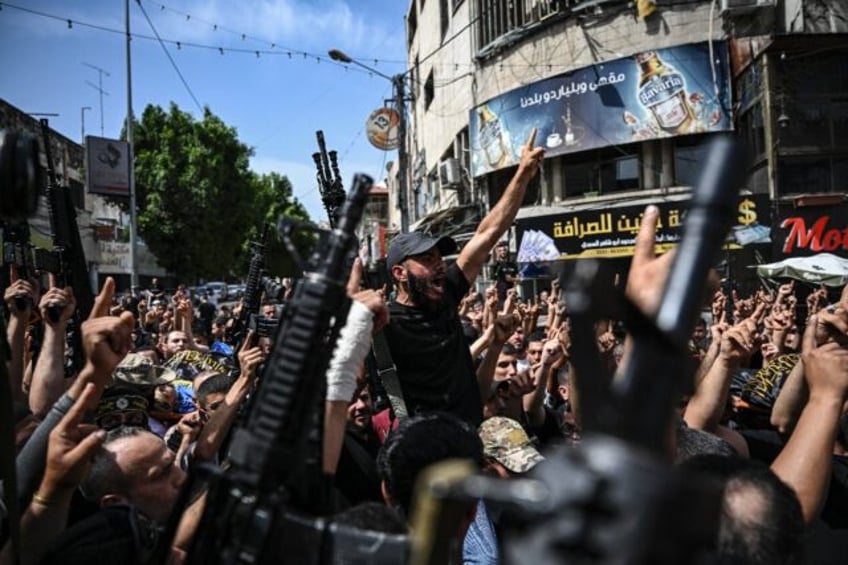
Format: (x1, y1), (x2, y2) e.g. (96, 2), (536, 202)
(136, 0), (203, 113)
(0, 1), (377, 74)
(140, 0), (408, 65)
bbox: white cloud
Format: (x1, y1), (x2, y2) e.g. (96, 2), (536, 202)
(145, 0), (402, 57)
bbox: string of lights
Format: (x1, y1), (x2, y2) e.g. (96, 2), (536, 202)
(140, 0), (408, 65)
(136, 0), (203, 113)
(0, 0), (597, 78)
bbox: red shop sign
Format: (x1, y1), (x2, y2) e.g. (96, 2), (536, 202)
(781, 215), (848, 254)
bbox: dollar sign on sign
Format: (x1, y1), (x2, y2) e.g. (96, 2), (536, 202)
(737, 198), (757, 226)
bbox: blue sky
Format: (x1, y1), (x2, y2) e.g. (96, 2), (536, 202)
(0, 0), (409, 221)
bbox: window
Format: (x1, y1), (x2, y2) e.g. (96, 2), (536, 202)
(738, 101), (765, 163)
(424, 70), (435, 110)
(475, 0), (566, 54)
(779, 155), (845, 195)
(674, 137), (710, 187)
(561, 144), (641, 196)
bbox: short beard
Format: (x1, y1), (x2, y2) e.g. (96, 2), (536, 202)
(407, 271), (442, 312)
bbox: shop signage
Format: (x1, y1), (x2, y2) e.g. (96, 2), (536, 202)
(776, 204), (848, 257)
(516, 195), (770, 261)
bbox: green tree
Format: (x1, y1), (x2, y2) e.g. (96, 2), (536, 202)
(131, 103), (310, 281)
(243, 171), (313, 278)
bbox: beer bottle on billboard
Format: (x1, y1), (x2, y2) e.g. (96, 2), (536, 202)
(477, 104), (511, 168)
(635, 51), (697, 135)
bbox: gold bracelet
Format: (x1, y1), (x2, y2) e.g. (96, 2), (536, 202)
(31, 492), (54, 507)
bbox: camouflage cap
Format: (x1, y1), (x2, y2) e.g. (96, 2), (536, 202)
(478, 417), (544, 474)
(110, 353), (177, 387)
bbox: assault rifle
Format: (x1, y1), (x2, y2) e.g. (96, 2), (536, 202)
(39, 119), (94, 376)
(312, 130), (346, 228)
(1, 222), (35, 312)
(188, 174), (375, 564)
(231, 223), (270, 348)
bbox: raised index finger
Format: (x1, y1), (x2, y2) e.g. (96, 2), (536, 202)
(632, 205), (660, 266)
(346, 257), (363, 296)
(89, 277), (116, 320)
(525, 127), (538, 148)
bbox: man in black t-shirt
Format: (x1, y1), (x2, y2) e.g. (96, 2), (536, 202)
(383, 136), (544, 424)
(491, 241), (519, 304)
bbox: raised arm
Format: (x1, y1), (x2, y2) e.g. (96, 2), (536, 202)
(455, 131), (543, 285)
(475, 314), (514, 403)
(193, 335), (264, 462)
(524, 338), (563, 428)
(683, 315), (756, 432)
(771, 317), (848, 525)
(4, 273), (38, 403)
(29, 285), (76, 418)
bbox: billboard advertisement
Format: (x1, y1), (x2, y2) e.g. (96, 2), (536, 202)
(469, 41), (733, 177)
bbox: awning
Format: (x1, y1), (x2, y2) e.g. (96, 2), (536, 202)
(410, 204), (482, 244)
(753, 253), (848, 287)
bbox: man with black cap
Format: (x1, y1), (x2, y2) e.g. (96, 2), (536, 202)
(383, 132), (544, 424)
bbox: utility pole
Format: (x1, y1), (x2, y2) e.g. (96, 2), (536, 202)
(83, 62), (110, 136)
(393, 74), (409, 232)
(328, 48), (411, 232)
(81, 106), (91, 143)
(125, 0), (138, 290)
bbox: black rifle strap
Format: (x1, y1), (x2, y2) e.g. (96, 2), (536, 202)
(370, 331), (408, 422)
(341, 434), (381, 488)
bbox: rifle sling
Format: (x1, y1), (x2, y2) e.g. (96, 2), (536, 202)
(370, 331), (408, 422)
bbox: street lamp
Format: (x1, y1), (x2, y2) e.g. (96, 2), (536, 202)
(328, 48), (410, 232)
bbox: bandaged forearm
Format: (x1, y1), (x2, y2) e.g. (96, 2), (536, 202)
(326, 301), (374, 402)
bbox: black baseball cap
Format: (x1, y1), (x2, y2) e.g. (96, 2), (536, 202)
(386, 232), (457, 270)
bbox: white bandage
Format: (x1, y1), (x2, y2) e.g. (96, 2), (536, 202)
(326, 301), (374, 402)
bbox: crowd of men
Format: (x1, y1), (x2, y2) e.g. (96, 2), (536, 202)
(2, 135), (848, 564)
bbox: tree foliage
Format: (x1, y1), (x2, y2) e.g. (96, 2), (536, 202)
(131, 103), (310, 281)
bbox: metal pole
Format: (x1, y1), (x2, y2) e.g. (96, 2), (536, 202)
(126, 0), (138, 290)
(394, 75), (409, 232)
(81, 106), (91, 144)
(83, 63), (110, 136)
(98, 71), (105, 136)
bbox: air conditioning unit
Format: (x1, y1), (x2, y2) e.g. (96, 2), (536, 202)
(439, 158), (462, 189)
(720, 0), (776, 15)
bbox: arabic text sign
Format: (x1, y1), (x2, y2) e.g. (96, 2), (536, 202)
(469, 41), (733, 177)
(516, 195), (770, 261)
(86, 135), (130, 196)
(776, 204), (848, 258)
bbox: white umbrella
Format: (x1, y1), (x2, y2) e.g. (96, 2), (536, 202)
(754, 253), (848, 287)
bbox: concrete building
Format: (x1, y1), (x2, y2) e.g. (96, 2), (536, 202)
(0, 98), (167, 293)
(398, 0), (847, 294)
